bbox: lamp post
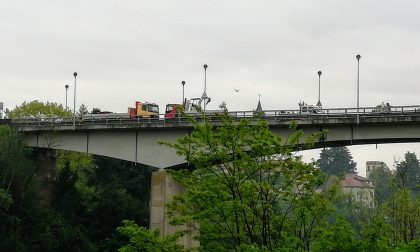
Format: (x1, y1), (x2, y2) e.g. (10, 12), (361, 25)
(356, 54), (361, 124)
(73, 72), (78, 128)
(65, 84), (69, 111)
(316, 71), (322, 107)
(202, 64), (208, 113)
(181, 81), (186, 107)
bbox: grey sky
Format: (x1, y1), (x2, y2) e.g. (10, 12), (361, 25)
(2, 0), (420, 174)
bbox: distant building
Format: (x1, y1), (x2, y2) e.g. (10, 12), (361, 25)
(366, 161), (389, 178)
(341, 173), (375, 207)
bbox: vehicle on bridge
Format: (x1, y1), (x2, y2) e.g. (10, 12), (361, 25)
(372, 102), (391, 113)
(82, 101), (159, 121)
(165, 98), (228, 119)
(128, 101), (159, 118)
(298, 102), (323, 115)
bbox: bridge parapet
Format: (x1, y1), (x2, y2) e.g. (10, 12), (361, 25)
(9, 105), (420, 132)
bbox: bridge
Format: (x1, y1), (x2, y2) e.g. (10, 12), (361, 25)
(8, 105), (420, 169)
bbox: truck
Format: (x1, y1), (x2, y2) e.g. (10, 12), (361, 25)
(82, 101), (159, 121)
(128, 101), (159, 118)
(165, 98), (227, 119)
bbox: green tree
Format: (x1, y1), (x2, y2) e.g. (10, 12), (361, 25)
(395, 152), (420, 194)
(7, 100), (71, 119)
(359, 212), (393, 252)
(78, 104), (89, 116)
(117, 220), (184, 252)
(312, 217), (362, 252)
(317, 147), (356, 176)
(385, 188), (420, 246)
(369, 166), (393, 204)
(159, 115), (327, 251)
(0, 125), (41, 250)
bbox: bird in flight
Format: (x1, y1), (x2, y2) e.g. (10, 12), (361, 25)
(234, 89), (240, 92)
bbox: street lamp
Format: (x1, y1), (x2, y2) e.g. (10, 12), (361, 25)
(201, 64), (208, 113)
(73, 72), (78, 128)
(65, 84), (69, 111)
(356, 54), (361, 124)
(316, 71), (322, 107)
(181, 81), (186, 107)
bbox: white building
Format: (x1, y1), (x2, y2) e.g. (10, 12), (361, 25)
(341, 173), (375, 207)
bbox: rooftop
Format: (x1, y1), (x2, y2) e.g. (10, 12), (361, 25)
(341, 173), (374, 188)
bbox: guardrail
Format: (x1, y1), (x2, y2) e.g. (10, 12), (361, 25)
(8, 105), (420, 128)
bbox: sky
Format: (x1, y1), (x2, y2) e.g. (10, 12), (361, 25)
(2, 0), (420, 175)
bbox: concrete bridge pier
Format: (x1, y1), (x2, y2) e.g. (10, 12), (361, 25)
(34, 148), (58, 207)
(149, 170), (199, 249)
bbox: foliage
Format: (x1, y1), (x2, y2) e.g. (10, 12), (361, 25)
(117, 220), (184, 252)
(0, 125), (42, 250)
(317, 146), (356, 176)
(78, 104), (89, 116)
(52, 155), (154, 251)
(384, 188), (420, 246)
(394, 239), (420, 252)
(359, 212), (393, 252)
(395, 152), (420, 194)
(161, 114), (328, 251)
(369, 166), (393, 204)
(2, 100), (155, 251)
(312, 217), (362, 252)
(6, 100), (71, 119)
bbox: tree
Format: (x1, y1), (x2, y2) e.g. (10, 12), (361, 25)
(317, 147), (356, 176)
(117, 220), (184, 252)
(385, 188), (420, 246)
(312, 217), (362, 252)
(78, 104), (89, 116)
(395, 152), (420, 194)
(6, 100), (71, 119)
(369, 166), (393, 204)
(158, 115), (328, 251)
(0, 125), (41, 250)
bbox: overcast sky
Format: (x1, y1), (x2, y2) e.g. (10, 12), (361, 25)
(2, 0), (420, 175)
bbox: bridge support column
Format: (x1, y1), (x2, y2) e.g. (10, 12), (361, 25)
(149, 170), (199, 249)
(34, 149), (58, 207)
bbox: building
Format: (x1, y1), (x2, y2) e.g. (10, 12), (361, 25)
(366, 161), (389, 178)
(341, 173), (375, 207)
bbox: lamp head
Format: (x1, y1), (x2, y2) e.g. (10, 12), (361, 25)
(203, 64), (208, 70)
(65, 84), (69, 89)
(318, 71), (322, 76)
(356, 54), (361, 60)
(73, 72), (78, 77)
(182, 81), (185, 85)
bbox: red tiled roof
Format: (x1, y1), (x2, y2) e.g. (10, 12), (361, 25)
(341, 173), (374, 188)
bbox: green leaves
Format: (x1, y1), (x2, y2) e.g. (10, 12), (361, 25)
(162, 114), (328, 250)
(7, 100), (71, 119)
(117, 220), (184, 252)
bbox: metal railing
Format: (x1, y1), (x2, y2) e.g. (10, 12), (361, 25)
(9, 105), (420, 128)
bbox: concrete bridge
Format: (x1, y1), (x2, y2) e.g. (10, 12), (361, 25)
(9, 105), (420, 169)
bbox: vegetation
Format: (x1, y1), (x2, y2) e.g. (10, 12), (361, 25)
(6, 100), (71, 119)
(0, 101), (154, 251)
(317, 146), (357, 176)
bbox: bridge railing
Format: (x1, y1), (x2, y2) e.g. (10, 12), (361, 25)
(8, 105), (420, 128)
